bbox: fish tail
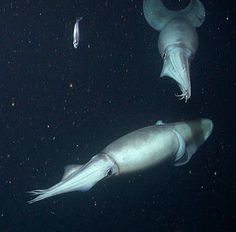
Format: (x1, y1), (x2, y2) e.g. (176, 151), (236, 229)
(77, 16), (83, 22)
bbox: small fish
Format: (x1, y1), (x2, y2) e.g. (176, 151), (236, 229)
(73, 17), (83, 49)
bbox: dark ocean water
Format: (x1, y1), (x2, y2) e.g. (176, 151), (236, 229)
(0, 0), (235, 231)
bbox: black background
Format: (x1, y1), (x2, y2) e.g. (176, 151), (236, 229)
(0, 0), (235, 231)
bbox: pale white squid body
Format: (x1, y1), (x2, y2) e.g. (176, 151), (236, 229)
(143, 0), (205, 101)
(73, 17), (83, 48)
(28, 119), (213, 203)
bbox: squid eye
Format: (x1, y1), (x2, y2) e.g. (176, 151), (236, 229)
(106, 169), (113, 177)
(163, 53), (166, 59)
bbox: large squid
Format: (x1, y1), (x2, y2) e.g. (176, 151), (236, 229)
(28, 119), (213, 203)
(143, 0), (205, 101)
